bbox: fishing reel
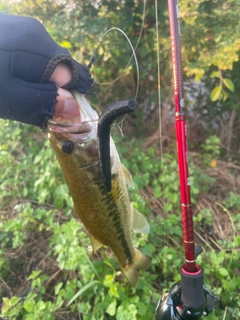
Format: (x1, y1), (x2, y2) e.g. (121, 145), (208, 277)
(155, 281), (217, 320)
(155, 247), (218, 320)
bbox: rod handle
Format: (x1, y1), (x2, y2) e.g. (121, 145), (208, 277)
(180, 266), (205, 318)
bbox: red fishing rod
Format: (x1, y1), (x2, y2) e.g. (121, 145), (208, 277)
(169, 0), (196, 275)
(156, 1), (217, 319)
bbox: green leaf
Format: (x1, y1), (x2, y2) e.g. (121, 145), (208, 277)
(54, 282), (63, 295)
(219, 267), (229, 277)
(222, 90), (229, 102)
(58, 40), (72, 49)
(164, 202), (172, 212)
(210, 71), (219, 78)
(28, 270), (42, 280)
(110, 285), (120, 298)
(223, 78), (234, 92)
(3, 296), (21, 308)
(106, 300), (117, 316)
(215, 34), (222, 43)
(137, 301), (148, 316)
(53, 184), (69, 208)
(66, 280), (99, 306)
(234, 236), (240, 246)
(23, 299), (35, 313)
(210, 86), (222, 101)
(103, 274), (115, 287)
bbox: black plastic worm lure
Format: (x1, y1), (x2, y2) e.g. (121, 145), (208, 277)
(97, 99), (137, 192)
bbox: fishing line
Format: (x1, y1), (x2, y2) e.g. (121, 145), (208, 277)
(87, 1), (146, 135)
(90, 0), (147, 101)
(154, 0), (167, 286)
(91, 27), (139, 100)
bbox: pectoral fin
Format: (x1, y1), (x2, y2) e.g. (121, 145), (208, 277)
(121, 164), (135, 189)
(88, 233), (103, 255)
(131, 207), (150, 234)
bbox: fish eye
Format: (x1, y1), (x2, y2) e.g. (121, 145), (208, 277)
(61, 141), (74, 154)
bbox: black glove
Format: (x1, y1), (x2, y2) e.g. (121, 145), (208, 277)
(0, 13), (94, 127)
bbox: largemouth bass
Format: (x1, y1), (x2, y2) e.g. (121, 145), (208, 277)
(48, 91), (150, 286)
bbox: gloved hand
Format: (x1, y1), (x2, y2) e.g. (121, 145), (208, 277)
(0, 13), (94, 128)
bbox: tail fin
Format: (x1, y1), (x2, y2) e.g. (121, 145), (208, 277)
(122, 249), (151, 286)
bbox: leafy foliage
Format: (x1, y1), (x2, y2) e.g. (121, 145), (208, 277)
(0, 121), (239, 319)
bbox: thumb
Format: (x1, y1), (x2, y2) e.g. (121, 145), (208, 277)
(53, 88), (81, 124)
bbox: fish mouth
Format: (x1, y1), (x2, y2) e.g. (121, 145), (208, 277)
(48, 119), (92, 134)
(48, 91), (98, 134)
